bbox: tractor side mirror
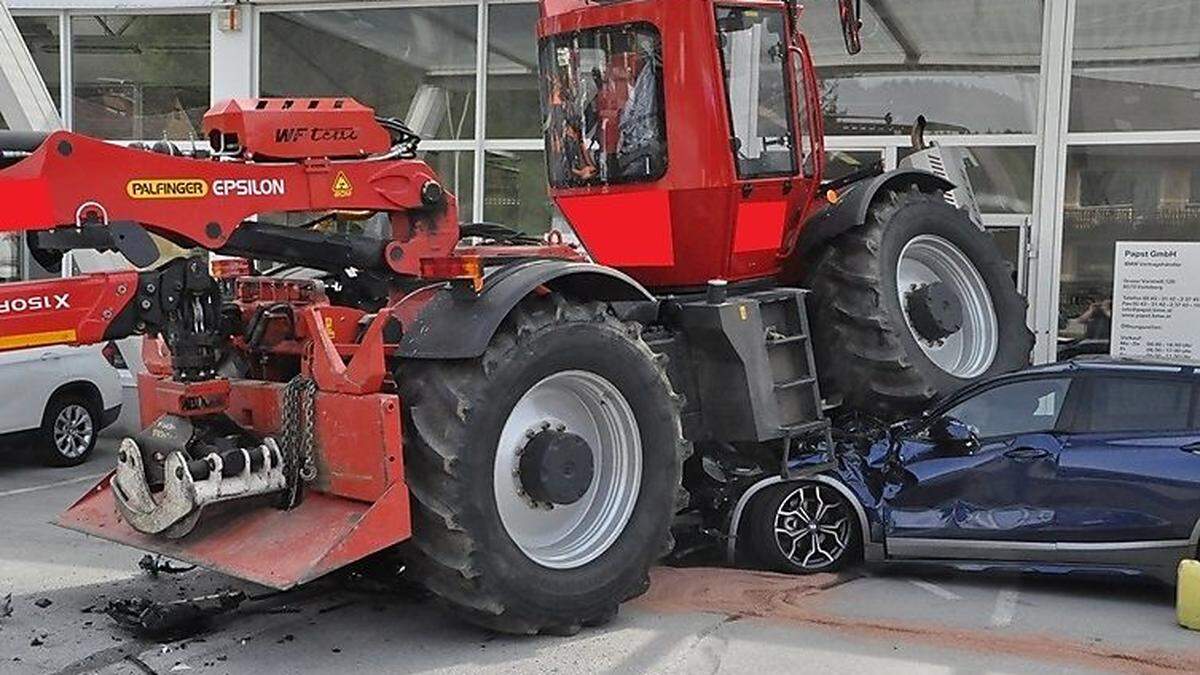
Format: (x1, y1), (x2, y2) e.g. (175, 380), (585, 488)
(928, 416), (979, 453)
(839, 0), (863, 55)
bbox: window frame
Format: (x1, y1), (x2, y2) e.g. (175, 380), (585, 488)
(713, 4), (800, 181)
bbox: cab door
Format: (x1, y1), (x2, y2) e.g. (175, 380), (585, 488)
(714, 5), (815, 279)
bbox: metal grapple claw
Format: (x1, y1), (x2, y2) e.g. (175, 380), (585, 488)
(112, 435), (285, 538)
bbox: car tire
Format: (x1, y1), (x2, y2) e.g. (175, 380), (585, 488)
(806, 186), (1034, 419)
(748, 482), (861, 574)
(37, 394), (99, 467)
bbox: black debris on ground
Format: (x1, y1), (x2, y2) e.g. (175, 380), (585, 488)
(105, 591), (247, 640)
(139, 554), (197, 578)
(0, 593), (11, 619)
(30, 634), (46, 647)
(34, 598), (53, 609)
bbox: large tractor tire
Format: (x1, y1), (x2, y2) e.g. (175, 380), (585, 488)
(806, 186), (1033, 418)
(399, 294), (688, 635)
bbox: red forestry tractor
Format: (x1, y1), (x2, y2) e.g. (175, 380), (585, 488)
(0, 0), (1030, 634)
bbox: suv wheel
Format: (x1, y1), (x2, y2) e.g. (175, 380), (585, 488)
(749, 482), (861, 574)
(38, 395), (98, 467)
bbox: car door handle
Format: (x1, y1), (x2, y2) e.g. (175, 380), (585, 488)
(1004, 447), (1049, 461)
(1181, 442), (1200, 455)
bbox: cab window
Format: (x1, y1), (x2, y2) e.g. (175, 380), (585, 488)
(942, 378), (1072, 440)
(539, 24), (666, 188)
(715, 7), (796, 178)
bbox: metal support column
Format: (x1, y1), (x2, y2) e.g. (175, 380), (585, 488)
(1028, 0), (1075, 364)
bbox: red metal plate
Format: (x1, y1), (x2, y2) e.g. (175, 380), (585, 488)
(58, 475), (411, 590)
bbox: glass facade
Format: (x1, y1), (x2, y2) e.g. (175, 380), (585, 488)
(6, 0), (1200, 364)
(1070, 1), (1200, 132)
(1056, 0), (1200, 357)
(14, 16), (60, 109)
(260, 7), (477, 140)
(71, 14), (210, 140)
(803, 0), (1044, 135)
(484, 150), (550, 235)
(1059, 144), (1200, 350)
(486, 3), (540, 139)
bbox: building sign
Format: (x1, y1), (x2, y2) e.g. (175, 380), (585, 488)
(1112, 241), (1200, 363)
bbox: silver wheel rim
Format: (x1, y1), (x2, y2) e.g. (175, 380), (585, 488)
(53, 404), (94, 459)
(896, 234), (998, 378)
(774, 484), (851, 571)
(493, 370), (642, 569)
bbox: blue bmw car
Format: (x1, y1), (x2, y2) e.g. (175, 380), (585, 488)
(730, 359), (1200, 584)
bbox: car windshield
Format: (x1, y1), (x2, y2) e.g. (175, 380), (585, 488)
(942, 378), (1071, 439)
(539, 24), (667, 188)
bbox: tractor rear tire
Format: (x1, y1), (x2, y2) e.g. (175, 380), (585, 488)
(399, 294), (688, 635)
(806, 186), (1033, 418)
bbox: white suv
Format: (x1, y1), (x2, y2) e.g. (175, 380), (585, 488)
(0, 342), (123, 466)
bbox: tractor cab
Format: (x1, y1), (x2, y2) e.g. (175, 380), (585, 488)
(538, 0), (839, 289)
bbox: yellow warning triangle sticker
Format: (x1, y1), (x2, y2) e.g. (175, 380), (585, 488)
(332, 171), (353, 198)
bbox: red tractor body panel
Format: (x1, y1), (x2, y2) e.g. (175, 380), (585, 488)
(539, 0), (824, 289)
(203, 98), (393, 160)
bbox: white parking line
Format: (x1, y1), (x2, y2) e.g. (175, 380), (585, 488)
(0, 472), (106, 498)
(990, 587), (1020, 627)
(908, 579), (962, 601)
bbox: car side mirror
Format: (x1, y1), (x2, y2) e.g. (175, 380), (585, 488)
(928, 416), (978, 452)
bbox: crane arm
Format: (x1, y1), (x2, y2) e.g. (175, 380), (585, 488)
(0, 272), (138, 351)
(0, 257), (220, 377)
(0, 98), (461, 374)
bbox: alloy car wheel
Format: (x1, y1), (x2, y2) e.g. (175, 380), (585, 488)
(54, 403), (95, 460)
(39, 395), (100, 467)
(749, 482), (861, 574)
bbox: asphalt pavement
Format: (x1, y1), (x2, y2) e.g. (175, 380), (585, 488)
(1, 439), (1198, 674)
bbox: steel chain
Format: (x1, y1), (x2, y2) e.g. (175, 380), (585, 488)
(279, 376), (318, 510)
(297, 378), (318, 483)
